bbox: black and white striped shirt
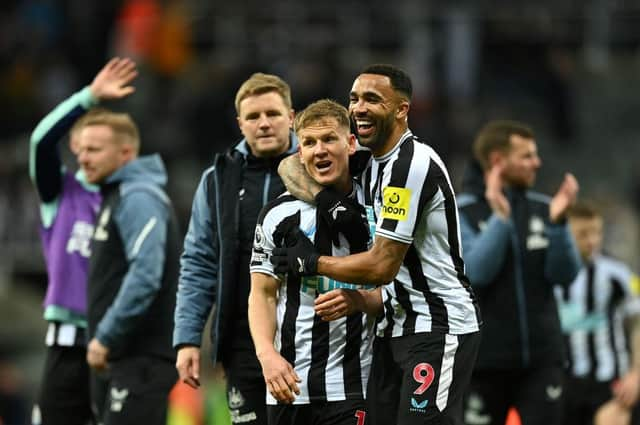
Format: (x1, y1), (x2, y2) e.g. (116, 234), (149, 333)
(555, 254), (640, 381)
(360, 130), (481, 337)
(250, 189), (376, 405)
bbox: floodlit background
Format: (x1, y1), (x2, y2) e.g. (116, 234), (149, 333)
(1, 0), (639, 423)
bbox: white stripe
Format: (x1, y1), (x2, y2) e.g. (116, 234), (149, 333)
(131, 217), (157, 257)
(45, 323), (55, 346)
(436, 334), (459, 411)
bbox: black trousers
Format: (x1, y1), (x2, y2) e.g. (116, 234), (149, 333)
(91, 355), (177, 425)
(464, 366), (564, 425)
(38, 345), (94, 425)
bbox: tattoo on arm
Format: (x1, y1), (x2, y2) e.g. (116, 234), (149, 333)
(278, 154), (322, 203)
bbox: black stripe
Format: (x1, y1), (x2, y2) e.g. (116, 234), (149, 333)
(257, 194), (298, 226)
(308, 314), (329, 400)
(394, 278), (418, 335)
(380, 138), (413, 233)
(280, 275), (300, 367)
(382, 289), (395, 338)
(371, 161), (386, 215)
(362, 165), (373, 207)
(343, 313), (364, 398)
(608, 277), (626, 378)
(586, 263), (598, 379)
(404, 245), (449, 333)
(307, 207), (334, 401)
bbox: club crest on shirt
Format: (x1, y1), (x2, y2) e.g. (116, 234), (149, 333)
(526, 215), (549, 250)
(381, 186), (411, 221)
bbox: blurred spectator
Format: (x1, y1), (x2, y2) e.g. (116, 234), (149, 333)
(557, 201), (640, 425)
(457, 120), (581, 425)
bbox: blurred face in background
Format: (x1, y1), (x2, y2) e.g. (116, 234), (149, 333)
(569, 215), (603, 261)
(77, 124), (134, 184)
(298, 117), (356, 194)
(500, 135), (542, 188)
(237, 91), (294, 158)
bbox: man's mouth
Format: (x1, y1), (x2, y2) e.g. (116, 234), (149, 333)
(355, 119), (374, 137)
(315, 160), (332, 172)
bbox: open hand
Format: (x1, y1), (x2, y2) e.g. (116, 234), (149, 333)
(549, 173), (579, 223)
(89, 57), (137, 101)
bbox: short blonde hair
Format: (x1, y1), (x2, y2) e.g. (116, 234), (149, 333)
(70, 108), (111, 138)
(294, 99), (350, 134)
(81, 110), (140, 154)
(234, 73), (292, 114)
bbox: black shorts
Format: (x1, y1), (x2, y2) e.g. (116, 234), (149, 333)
(37, 345), (94, 425)
(224, 367), (267, 425)
(367, 331), (480, 425)
(267, 399), (367, 425)
(94, 355), (177, 425)
(464, 366), (564, 425)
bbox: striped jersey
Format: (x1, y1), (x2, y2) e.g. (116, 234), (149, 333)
(555, 254), (640, 381)
(250, 188), (376, 405)
(360, 130), (481, 337)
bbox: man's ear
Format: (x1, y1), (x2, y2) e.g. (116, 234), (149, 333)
(488, 151), (504, 168)
(396, 100), (410, 121)
(347, 134), (357, 155)
(288, 109), (295, 129)
(120, 143), (136, 162)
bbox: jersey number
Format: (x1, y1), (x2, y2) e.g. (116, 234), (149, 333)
(413, 363), (435, 395)
(355, 410), (366, 425)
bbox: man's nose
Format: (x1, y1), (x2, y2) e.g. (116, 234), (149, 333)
(314, 141), (328, 155)
(258, 114), (271, 128)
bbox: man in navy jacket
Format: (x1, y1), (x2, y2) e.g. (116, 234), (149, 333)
(457, 120), (581, 425)
(173, 73), (297, 425)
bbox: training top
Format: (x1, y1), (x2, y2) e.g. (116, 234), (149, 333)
(360, 129), (481, 337)
(250, 188), (376, 405)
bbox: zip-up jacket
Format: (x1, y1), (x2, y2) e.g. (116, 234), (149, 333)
(29, 86), (101, 326)
(88, 154), (180, 361)
(173, 134), (298, 366)
(457, 161), (581, 369)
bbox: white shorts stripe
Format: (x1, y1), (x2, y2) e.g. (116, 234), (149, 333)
(436, 334), (459, 411)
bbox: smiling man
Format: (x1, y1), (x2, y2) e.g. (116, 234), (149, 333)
(248, 99), (379, 425)
(273, 64), (481, 425)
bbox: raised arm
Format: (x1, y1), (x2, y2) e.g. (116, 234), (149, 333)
(30, 57), (137, 207)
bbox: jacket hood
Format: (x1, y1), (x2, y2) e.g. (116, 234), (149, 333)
(105, 154), (167, 187)
(233, 130), (299, 159)
(461, 158), (486, 195)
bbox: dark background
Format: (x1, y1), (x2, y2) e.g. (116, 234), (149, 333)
(1, 0), (639, 419)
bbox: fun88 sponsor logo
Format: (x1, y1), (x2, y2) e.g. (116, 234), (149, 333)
(301, 276), (375, 295)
